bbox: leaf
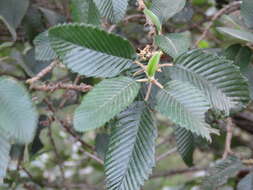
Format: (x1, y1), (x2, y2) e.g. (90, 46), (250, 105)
(95, 133), (109, 160)
(0, 0), (29, 41)
(38, 7), (65, 26)
(93, 0), (128, 23)
(146, 52), (162, 77)
(0, 77), (38, 144)
(202, 156), (244, 190)
(155, 32), (191, 58)
(156, 80), (217, 141)
(74, 77), (140, 132)
(105, 102), (157, 190)
(224, 44), (252, 72)
(49, 23), (136, 78)
(0, 134), (11, 184)
(143, 8), (162, 33)
(34, 31), (57, 61)
(172, 2), (194, 23)
(151, 0), (186, 23)
(174, 126), (195, 167)
(237, 172), (253, 190)
(217, 27), (253, 43)
(168, 49), (250, 115)
(241, 0), (253, 29)
(70, 0), (100, 26)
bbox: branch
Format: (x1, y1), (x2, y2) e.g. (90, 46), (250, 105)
(30, 82), (92, 92)
(194, 1), (241, 47)
(156, 147), (177, 162)
(222, 117), (234, 159)
(26, 60), (58, 84)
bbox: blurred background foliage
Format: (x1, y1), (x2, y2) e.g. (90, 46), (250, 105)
(0, 0), (253, 189)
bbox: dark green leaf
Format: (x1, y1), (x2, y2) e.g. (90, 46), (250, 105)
(169, 49), (250, 115)
(155, 32), (191, 58)
(175, 126), (195, 167)
(0, 0), (29, 40)
(38, 7), (65, 26)
(49, 23), (136, 78)
(70, 0), (100, 25)
(105, 102), (157, 190)
(74, 76), (140, 132)
(0, 77), (38, 143)
(217, 27), (253, 43)
(95, 133), (109, 160)
(156, 80), (217, 141)
(93, 0), (128, 23)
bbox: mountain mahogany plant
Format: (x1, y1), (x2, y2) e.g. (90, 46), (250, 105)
(1, 0), (253, 189)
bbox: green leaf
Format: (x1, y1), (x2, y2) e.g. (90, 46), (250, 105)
(168, 49), (250, 115)
(74, 77), (140, 132)
(146, 52), (162, 77)
(34, 31), (57, 61)
(174, 126), (195, 167)
(237, 172), (253, 190)
(241, 0), (253, 29)
(151, 0), (186, 23)
(49, 23), (136, 78)
(0, 134), (11, 184)
(0, 0), (29, 41)
(143, 8), (162, 33)
(202, 156), (244, 190)
(93, 0), (128, 23)
(0, 77), (38, 144)
(95, 133), (109, 160)
(224, 44), (252, 72)
(155, 32), (191, 58)
(217, 27), (253, 43)
(105, 102), (157, 190)
(156, 80), (217, 141)
(38, 7), (65, 26)
(70, 0), (100, 26)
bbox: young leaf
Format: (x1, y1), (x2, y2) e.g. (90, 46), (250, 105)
(169, 49), (250, 115)
(105, 102), (157, 190)
(202, 156), (244, 189)
(217, 27), (253, 43)
(144, 8), (162, 33)
(0, 0), (29, 41)
(34, 31), (57, 61)
(174, 126), (195, 167)
(151, 0), (186, 23)
(237, 172), (253, 190)
(146, 52), (162, 77)
(70, 0), (100, 26)
(156, 80), (217, 141)
(0, 134), (11, 184)
(93, 0), (128, 23)
(74, 77), (140, 132)
(49, 23), (136, 78)
(0, 77), (38, 144)
(155, 32), (191, 58)
(241, 0), (253, 29)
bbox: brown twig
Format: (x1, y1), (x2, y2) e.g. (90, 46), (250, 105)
(222, 117), (234, 159)
(156, 147), (177, 162)
(30, 82), (92, 92)
(26, 60), (58, 84)
(194, 1), (241, 47)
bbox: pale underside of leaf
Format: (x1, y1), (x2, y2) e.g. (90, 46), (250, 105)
(156, 80), (216, 141)
(217, 27), (253, 43)
(34, 31), (57, 61)
(0, 134), (11, 184)
(169, 49), (250, 115)
(49, 23), (136, 78)
(94, 0), (128, 23)
(105, 102), (157, 190)
(237, 172), (253, 190)
(74, 77), (140, 132)
(241, 0), (253, 29)
(0, 77), (38, 144)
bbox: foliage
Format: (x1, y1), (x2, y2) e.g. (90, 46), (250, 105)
(0, 0), (253, 189)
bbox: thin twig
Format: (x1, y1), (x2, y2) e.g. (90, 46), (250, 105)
(30, 82), (92, 92)
(26, 60), (58, 84)
(222, 117), (234, 159)
(194, 1), (241, 47)
(145, 82), (153, 101)
(156, 147), (177, 162)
